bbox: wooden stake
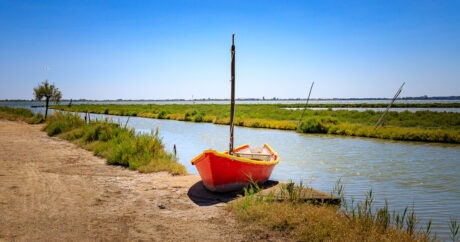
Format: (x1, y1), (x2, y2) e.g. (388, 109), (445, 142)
(375, 82), (405, 128)
(297, 82), (314, 129)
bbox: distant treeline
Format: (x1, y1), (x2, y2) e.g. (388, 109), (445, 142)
(2, 95), (460, 102)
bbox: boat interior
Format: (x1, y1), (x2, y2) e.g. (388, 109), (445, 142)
(234, 146), (273, 161)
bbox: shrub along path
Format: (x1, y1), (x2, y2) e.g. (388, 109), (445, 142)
(0, 119), (243, 241)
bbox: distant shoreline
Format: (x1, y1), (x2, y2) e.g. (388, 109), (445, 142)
(2, 95), (460, 102)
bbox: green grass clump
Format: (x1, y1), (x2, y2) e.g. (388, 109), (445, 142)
(228, 181), (432, 241)
(44, 112), (83, 136)
(298, 117), (337, 133)
(43, 112), (186, 175)
(0, 106), (44, 124)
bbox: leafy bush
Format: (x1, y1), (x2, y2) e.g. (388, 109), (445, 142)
(45, 120), (64, 136)
(82, 123), (103, 143)
(158, 110), (168, 119)
(43, 112), (83, 136)
(193, 114), (204, 122)
(298, 117), (337, 133)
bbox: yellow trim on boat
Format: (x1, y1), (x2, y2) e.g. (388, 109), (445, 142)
(263, 143), (278, 158)
(191, 144), (280, 166)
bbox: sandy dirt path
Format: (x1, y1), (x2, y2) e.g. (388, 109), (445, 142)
(0, 120), (243, 241)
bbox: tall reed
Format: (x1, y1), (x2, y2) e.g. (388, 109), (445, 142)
(451, 217), (459, 242)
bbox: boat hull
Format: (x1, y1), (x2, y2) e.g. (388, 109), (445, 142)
(191, 144), (279, 192)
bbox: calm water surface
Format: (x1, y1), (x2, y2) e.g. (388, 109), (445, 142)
(29, 108), (460, 239)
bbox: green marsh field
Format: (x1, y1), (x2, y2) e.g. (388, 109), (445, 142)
(54, 103), (460, 143)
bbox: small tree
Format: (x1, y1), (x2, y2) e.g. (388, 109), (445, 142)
(34, 80), (62, 119)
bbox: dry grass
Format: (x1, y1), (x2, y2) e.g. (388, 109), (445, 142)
(229, 201), (420, 241)
(137, 158), (186, 175)
(227, 183), (430, 242)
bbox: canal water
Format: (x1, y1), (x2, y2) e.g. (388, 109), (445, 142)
(51, 110), (459, 239)
(21, 107), (460, 239)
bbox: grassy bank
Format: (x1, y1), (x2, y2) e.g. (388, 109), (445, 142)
(0, 106), (185, 174)
(0, 106), (44, 124)
(227, 182), (447, 241)
(54, 104), (460, 143)
(43, 112), (186, 175)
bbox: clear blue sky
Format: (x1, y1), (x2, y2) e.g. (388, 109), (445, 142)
(1, 0), (459, 100)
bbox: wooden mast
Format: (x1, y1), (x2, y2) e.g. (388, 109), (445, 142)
(229, 33), (236, 155)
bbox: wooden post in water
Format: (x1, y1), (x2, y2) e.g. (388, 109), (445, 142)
(124, 116), (130, 129)
(297, 82), (314, 129)
(375, 82), (405, 128)
(229, 33), (236, 155)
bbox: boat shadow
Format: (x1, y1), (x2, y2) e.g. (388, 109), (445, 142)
(187, 180), (279, 206)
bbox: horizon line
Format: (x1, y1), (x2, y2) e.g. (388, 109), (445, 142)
(2, 95), (460, 102)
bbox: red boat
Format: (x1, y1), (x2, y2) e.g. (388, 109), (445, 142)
(191, 34), (280, 192)
(191, 144), (280, 192)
